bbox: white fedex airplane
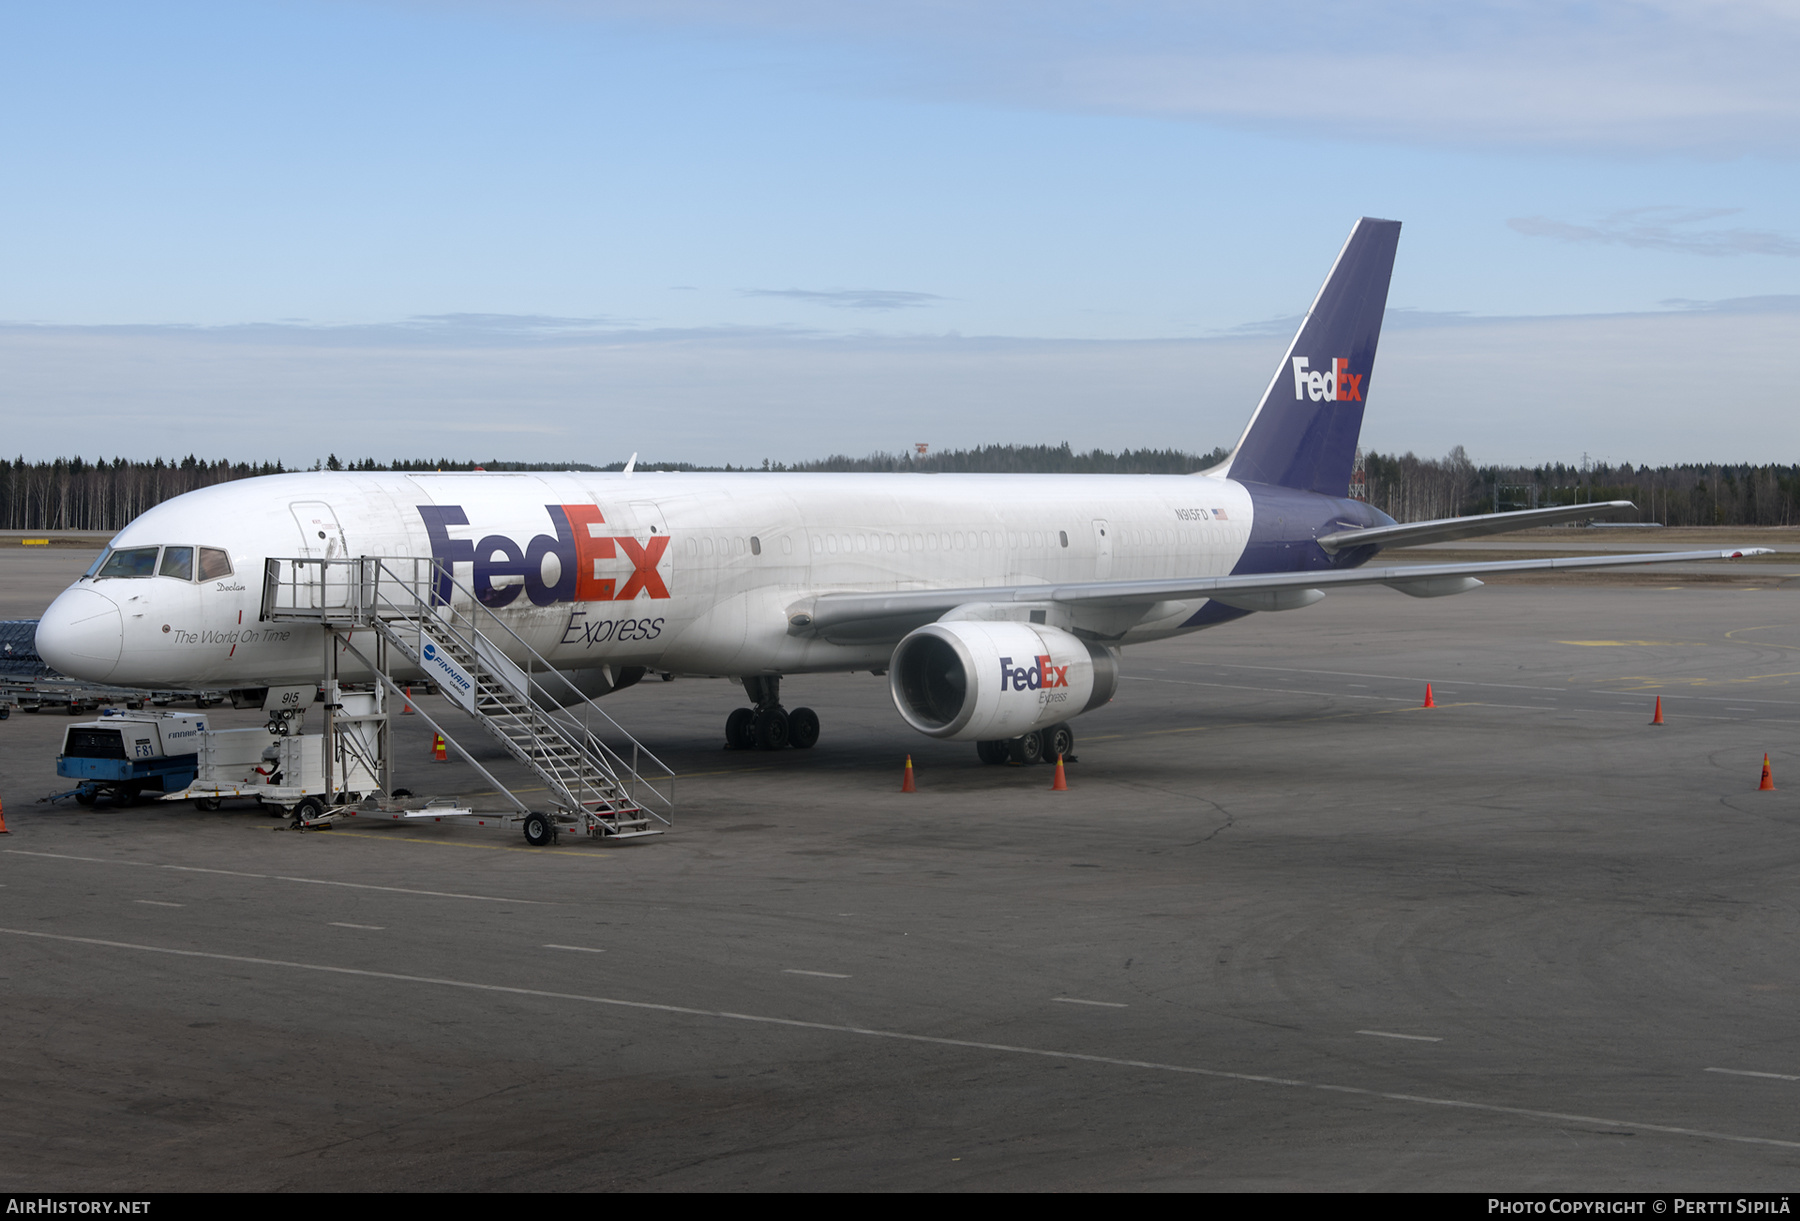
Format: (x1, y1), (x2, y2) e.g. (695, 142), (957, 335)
(34, 219), (1764, 763)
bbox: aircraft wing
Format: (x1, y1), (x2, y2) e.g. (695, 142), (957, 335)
(787, 547), (1772, 641)
(1316, 501), (1637, 553)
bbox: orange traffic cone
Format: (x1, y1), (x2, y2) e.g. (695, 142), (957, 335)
(1422, 683), (1435, 709)
(402, 686), (414, 715)
(901, 755), (916, 792)
(0, 796), (9, 834)
(1051, 754), (1068, 791)
(1650, 697), (1664, 725)
(1760, 754), (1775, 791)
(432, 734), (447, 763)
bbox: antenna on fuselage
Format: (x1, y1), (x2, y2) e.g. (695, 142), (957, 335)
(623, 452), (638, 478)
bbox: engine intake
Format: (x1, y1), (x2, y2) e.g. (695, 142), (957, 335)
(890, 620), (1117, 741)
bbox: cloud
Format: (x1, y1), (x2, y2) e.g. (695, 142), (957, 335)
(1509, 208), (1800, 258)
(0, 315), (820, 350)
(2, 301), (1794, 468)
(1656, 293), (1800, 313)
(506, 1), (1800, 154)
(741, 288), (944, 311)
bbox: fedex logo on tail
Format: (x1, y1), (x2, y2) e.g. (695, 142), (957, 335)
(999, 654), (1070, 693)
(1291, 357), (1364, 403)
(419, 504), (670, 608)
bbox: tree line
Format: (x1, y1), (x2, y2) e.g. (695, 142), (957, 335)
(3, 447), (1796, 532)
(1360, 449), (1800, 527)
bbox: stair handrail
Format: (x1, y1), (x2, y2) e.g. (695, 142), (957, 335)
(375, 557), (675, 825)
(263, 555), (674, 824)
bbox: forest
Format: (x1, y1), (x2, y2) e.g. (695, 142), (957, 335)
(3, 445), (1794, 531)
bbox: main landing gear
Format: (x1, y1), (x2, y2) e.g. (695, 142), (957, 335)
(976, 722), (1075, 767)
(725, 676), (820, 752)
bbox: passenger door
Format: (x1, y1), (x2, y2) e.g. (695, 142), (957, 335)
(290, 501), (350, 608)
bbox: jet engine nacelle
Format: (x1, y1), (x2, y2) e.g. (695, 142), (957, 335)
(889, 620), (1118, 741)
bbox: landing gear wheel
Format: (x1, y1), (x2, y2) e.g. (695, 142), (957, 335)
(976, 739), (1009, 765)
(1007, 731), (1045, 766)
(754, 707), (790, 750)
(119, 782), (145, 806)
(291, 796), (325, 826)
(788, 707), (820, 750)
(522, 812), (554, 847)
(193, 797), (222, 812)
(725, 707), (756, 750)
(390, 788), (413, 799)
(1042, 722), (1074, 764)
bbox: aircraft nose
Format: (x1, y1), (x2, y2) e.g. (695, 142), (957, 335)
(35, 587), (123, 681)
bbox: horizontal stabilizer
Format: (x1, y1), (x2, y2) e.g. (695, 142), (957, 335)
(1318, 502), (1637, 553)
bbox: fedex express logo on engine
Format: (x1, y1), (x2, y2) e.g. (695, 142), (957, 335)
(419, 504), (669, 608)
(1291, 357), (1364, 403)
(999, 654), (1069, 693)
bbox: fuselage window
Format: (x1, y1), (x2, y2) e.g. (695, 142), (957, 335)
(98, 547), (159, 579)
(781, 536), (792, 556)
(980, 531), (991, 549)
(750, 536), (761, 556)
(884, 533), (896, 553)
(1059, 530), (1069, 548)
(855, 535), (867, 553)
(825, 535), (838, 554)
(197, 547), (233, 581)
(159, 546), (194, 581)
(953, 532), (964, 550)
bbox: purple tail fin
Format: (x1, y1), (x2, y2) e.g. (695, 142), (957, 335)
(1224, 218), (1400, 496)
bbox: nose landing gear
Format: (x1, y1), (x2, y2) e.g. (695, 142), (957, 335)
(725, 676), (819, 751)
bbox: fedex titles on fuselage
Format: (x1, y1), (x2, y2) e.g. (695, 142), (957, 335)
(420, 504), (670, 609)
(1290, 357), (1363, 404)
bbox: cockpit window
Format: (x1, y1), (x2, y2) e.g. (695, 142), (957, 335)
(159, 546), (194, 581)
(97, 547), (160, 579)
(197, 547), (232, 580)
(83, 549), (112, 579)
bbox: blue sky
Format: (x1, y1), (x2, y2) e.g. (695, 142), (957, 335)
(2, 1), (1796, 467)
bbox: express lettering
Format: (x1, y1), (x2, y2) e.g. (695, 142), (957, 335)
(1290, 356), (1364, 403)
(559, 611), (666, 647)
(999, 653), (1070, 693)
(419, 504), (671, 608)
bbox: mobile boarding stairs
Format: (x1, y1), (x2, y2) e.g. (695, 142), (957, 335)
(255, 555), (674, 844)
